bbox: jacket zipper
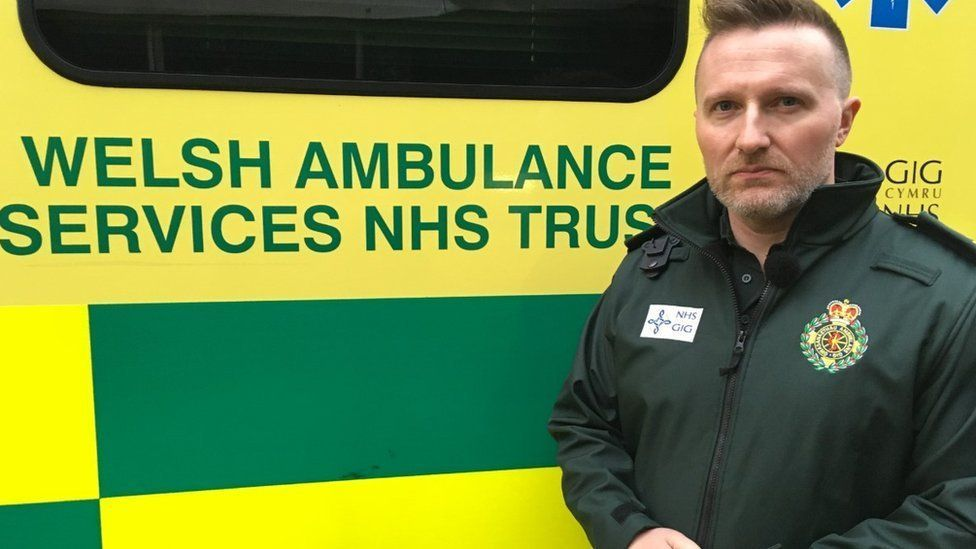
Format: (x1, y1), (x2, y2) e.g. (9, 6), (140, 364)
(697, 277), (772, 549)
(651, 218), (774, 548)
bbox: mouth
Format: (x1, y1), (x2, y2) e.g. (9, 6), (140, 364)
(731, 166), (780, 178)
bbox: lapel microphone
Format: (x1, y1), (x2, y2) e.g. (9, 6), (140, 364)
(764, 246), (802, 288)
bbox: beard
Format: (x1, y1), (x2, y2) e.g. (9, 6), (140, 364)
(707, 149), (833, 222)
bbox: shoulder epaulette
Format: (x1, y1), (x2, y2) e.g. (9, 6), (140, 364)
(625, 225), (665, 252)
(624, 227), (689, 279)
(890, 212), (976, 263)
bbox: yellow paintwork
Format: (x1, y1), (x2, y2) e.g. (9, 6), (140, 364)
(2, 2), (973, 306)
(0, 305), (99, 506)
(101, 467), (589, 548)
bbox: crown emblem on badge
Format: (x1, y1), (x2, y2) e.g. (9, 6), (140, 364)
(828, 300), (861, 322)
(800, 299), (869, 374)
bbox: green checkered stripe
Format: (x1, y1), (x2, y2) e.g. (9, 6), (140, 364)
(0, 294), (596, 548)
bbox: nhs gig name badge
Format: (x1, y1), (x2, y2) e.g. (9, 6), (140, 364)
(641, 305), (704, 343)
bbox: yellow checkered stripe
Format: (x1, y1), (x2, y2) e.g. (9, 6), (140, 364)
(101, 468), (584, 548)
(0, 305), (588, 548)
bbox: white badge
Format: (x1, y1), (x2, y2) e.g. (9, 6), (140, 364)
(641, 305), (704, 343)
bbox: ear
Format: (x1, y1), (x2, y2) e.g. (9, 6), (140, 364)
(835, 97), (861, 147)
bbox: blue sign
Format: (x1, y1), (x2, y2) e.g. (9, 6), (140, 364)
(838, 0), (950, 30)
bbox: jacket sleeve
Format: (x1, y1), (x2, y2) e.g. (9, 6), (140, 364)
(810, 292), (976, 548)
(548, 290), (659, 549)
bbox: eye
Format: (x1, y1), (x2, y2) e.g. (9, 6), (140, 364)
(713, 100), (735, 112)
(778, 96), (801, 107)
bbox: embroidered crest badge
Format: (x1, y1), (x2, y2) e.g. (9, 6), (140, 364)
(800, 299), (869, 374)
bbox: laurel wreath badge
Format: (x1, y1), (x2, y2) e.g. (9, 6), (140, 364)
(800, 299), (869, 374)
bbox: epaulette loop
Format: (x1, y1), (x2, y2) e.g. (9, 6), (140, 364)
(624, 225), (664, 252)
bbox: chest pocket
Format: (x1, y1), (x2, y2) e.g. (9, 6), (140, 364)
(870, 251), (940, 286)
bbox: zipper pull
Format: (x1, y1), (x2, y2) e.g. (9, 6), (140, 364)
(734, 329), (747, 352)
(719, 329), (748, 376)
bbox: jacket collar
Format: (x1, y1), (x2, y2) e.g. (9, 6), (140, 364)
(651, 152), (885, 249)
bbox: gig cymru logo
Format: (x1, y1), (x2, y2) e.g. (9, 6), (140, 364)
(836, 0), (950, 30)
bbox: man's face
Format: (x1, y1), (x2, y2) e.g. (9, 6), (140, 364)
(694, 24), (860, 222)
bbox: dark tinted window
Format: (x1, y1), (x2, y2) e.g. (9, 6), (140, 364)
(21, 0), (687, 101)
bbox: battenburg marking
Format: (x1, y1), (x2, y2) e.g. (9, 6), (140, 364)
(800, 299), (869, 374)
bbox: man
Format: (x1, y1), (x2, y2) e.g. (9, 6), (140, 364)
(548, 1), (976, 548)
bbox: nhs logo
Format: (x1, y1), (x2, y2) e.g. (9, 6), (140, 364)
(641, 305), (704, 343)
(837, 0), (951, 30)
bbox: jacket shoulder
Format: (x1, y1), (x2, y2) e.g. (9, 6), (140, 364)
(869, 212), (976, 290)
(886, 212), (976, 265)
(624, 225), (666, 252)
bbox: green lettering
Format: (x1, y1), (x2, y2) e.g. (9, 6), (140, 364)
(364, 206), (402, 251)
(190, 205), (205, 252)
(397, 143), (434, 189)
(212, 205), (256, 253)
(304, 205), (341, 253)
(96, 205), (140, 253)
(546, 205), (580, 248)
(143, 205), (185, 253)
(295, 142), (338, 189)
(411, 206), (448, 250)
(21, 136), (87, 187)
(0, 204), (41, 255)
(49, 205), (90, 254)
(262, 206), (299, 252)
(182, 139), (223, 189)
(586, 205), (619, 249)
(343, 143), (389, 189)
(454, 205), (489, 251)
(229, 140), (271, 188)
(95, 137), (136, 187)
(514, 145), (552, 189)
(641, 145), (671, 189)
(625, 204), (654, 237)
(440, 144), (476, 190)
(484, 144), (513, 189)
(508, 205), (541, 249)
(557, 145), (592, 189)
(142, 138), (179, 188)
(598, 145), (635, 190)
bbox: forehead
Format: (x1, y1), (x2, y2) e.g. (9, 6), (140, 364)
(696, 24), (839, 98)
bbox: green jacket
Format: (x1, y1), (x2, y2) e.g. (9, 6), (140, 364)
(548, 153), (976, 549)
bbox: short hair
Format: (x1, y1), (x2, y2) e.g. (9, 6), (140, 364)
(699, 0), (852, 96)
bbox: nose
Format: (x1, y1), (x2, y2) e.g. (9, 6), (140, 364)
(735, 107), (771, 154)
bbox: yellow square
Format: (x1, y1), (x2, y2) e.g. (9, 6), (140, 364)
(0, 305), (99, 505)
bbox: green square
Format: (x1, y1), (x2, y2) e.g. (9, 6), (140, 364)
(0, 499), (101, 549)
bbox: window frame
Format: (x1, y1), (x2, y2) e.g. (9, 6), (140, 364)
(17, 0), (689, 103)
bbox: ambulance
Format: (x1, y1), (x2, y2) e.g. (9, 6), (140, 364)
(1, 0), (972, 546)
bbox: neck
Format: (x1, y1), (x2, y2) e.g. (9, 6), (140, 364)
(728, 211), (796, 267)
(728, 171), (837, 266)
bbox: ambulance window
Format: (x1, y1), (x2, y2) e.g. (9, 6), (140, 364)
(20, 0), (687, 102)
